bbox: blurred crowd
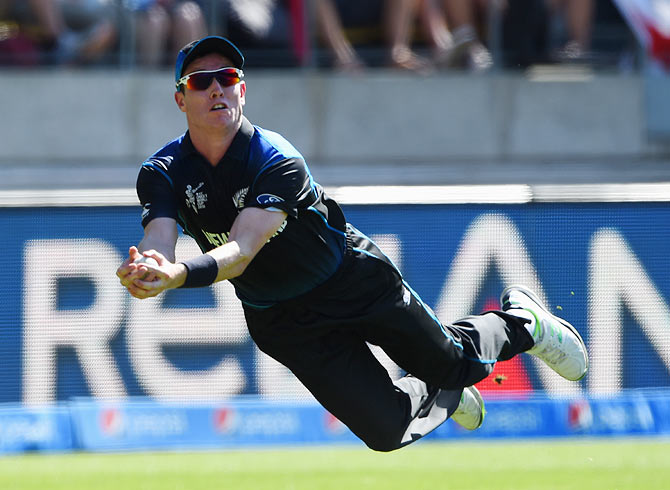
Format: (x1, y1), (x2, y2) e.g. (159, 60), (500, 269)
(0, 0), (635, 71)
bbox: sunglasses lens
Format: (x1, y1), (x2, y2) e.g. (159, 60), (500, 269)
(186, 74), (211, 90)
(185, 69), (241, 90)
(217, 73), (241, 86)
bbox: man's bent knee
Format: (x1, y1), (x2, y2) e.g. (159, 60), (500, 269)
(361, 429), (404, 452)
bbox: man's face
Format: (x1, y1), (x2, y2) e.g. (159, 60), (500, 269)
(174, 53), (246, 132)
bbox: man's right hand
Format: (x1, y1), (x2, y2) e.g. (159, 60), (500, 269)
(116, 246), (146, 290)
(117, 246), (187, 299)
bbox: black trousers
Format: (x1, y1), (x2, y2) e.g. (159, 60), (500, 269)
(243, 228), (534, 451)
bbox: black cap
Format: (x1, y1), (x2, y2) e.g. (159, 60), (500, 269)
(175, 36), (245, 83)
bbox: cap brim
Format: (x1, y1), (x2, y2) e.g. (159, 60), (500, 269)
(175, 36), (244, 82)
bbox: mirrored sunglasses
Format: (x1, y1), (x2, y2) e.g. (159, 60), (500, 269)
(176, 67), (244, 91)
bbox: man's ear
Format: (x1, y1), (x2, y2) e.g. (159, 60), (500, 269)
(175, 90), (186, 113)
(239, 81), (246, 106)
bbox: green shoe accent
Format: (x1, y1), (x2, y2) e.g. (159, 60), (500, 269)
(500, 285), (588, 381)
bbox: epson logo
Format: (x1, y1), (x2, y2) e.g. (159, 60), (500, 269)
(213, 407), (237, 434)
(256, 194), (284, 205)
(100, 408), (124, 437)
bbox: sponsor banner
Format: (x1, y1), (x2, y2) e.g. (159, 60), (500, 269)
(1, 202), (669, 405)
(2, 391), (670, 453)
(63, 390), (670, 451)
(648, 394), (670, 434)
(431, 399), (565, 439)
(0, 405), (73, 453)
(70, 399), (358, 451)
(432, 390), (670, 440)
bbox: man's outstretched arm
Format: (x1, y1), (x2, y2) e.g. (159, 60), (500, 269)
(119, 207), (287, 299)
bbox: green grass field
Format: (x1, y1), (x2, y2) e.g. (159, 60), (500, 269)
(1, 439), (668, 490)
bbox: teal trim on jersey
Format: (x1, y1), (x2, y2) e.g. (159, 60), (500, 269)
(351, 247), (376, 258)
(307, 206), (347, 237)
(240, 299), (275, 309)
(468, 356), (498, 364)
(142, 161), (174, 187)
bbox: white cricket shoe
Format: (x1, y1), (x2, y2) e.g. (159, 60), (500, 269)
(451, 385), (485, 430)
(501, 285), (588, 381)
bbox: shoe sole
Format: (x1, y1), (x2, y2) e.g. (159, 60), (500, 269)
(466, 386), (485, 429)
(451, 385), (485, 430)
(501, 285), (589, 381)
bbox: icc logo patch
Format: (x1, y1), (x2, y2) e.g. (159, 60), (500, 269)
(185, 182), (208, 214)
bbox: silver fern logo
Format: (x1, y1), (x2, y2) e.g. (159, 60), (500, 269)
(232, 187), (249, 209)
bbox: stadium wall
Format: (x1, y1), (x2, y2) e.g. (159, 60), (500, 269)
(0, 70), (664, 167)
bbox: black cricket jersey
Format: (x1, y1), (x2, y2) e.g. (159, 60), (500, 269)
(136, 117), (347, 307)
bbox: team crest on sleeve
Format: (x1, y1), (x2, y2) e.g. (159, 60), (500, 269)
(232, 187), (249, 209)
(257, 193), (284, 205)
(185, 182), (208, 213)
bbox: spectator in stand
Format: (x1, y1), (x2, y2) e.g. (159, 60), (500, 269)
(0, 0), (42, 65)
(217, 0), (296, 66)
(0, 0), (118, 65)
(58, 0), (118, 64)
(501, 0), (550, 68)
(416, 0), (456, 67)
(314, 0), (433, 73)
(548, 0), (594, 62)
(313, 0), (363, 72)
(133, 0), (206, 66)
(434, 0), (494, 71)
